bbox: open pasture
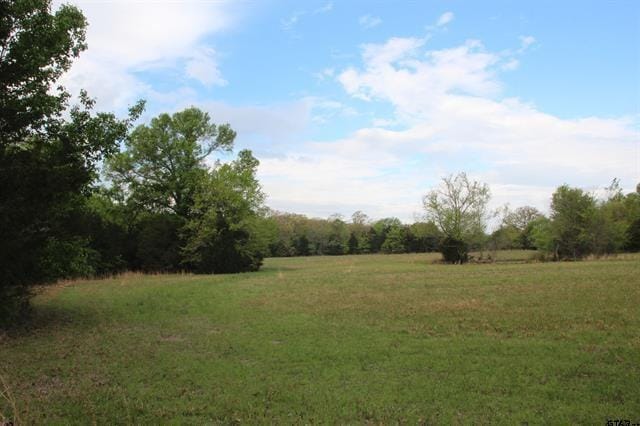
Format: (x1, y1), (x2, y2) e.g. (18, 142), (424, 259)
(2, 252), (639, 423)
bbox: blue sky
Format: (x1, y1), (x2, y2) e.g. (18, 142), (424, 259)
(58, 0), (639, 222)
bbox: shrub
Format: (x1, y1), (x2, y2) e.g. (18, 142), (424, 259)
(439, 237), (469, 264)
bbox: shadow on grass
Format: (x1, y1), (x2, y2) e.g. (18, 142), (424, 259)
(2, 302), (100, 339)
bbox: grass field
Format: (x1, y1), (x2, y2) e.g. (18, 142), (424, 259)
(2, 252), (639, 424)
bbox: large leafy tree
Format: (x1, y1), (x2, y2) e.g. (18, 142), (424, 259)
(106, 108), (268, 273)
(0, 0), (142, 323)
(423, 172), (491, 263)
(107, 108), (235, 218)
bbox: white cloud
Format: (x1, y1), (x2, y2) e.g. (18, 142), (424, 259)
(339, 38), (500, 118)
(53, 0), (235, 111)
(436, 11), (454, 27)
(519, 35), (536, 50)
(202, 100), (311, 149)
(185, 48), (227, 87)
(257, 35), (639, 221)
(359, 14), (382, 29)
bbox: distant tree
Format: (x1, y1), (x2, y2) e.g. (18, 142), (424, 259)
(501, 205), (543, 249)
(489, 225), (521, 251)
(294, 234), (311, 256)
(357, 232), (372, 254)
(370, 218), (402, 253)
(549, 185), (597, 259)
(351, 210), (370, 225)
(347, 232), (359, 254)
(381, 226), (407, 254)
(626, 218), (640, 252)
(324, 216), (348, 255)
(623, 184), (640, 251)
(423, 173), (491, 263)
(407, 222), (442, 252)
(529, 216), (554, 254)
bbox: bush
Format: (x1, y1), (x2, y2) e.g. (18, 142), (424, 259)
(439, 237), (469, 264)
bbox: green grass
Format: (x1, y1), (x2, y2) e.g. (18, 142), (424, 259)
(2, 252), (639, 424)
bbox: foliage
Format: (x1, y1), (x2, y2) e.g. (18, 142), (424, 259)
(106, 107), (235, 217)
(439, 237), (469, 263)
(548, 185), (599, 259)
(133, 213), (184, 272)
(380, 226), (407, 254)
(406, 222), (441, 252)
(0, 0), (142, 325)
(499, 205), (543, 249)
(530, 181), (640, 260)
(626, 217), (640, 251)
(182, 150), (268, 273)
(347, 232), (359, 254)
(529, 217), (554, 256)
(423, 173), (491, 263)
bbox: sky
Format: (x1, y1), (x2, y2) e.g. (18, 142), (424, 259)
(55, 0), (640, 222)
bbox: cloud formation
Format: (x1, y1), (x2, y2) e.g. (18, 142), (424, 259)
(258, 35), (639, 220)
(54, 0), (234, 111)
(436, 12), (454, 27)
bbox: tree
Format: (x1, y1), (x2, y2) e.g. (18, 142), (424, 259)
(369, 218), (402, 253)
(501, 205), (543, 249)
(530, 216), (554, 254)
(294, 234), (311, 256)
(1, 0), (87, 144)
(107, 107), (235, 218)
(0, 0), (142, 325)
(406, 222), (441, 252)
(423, 173), (491, 263)
(351, 210), (369, 226)
(347, 232), (359, 254)
(381, 226), (407, 254)
(182, 150), (269, 273)
(549, 185), (597, 259)
(324, 216), (348, 255)
(623, 184), (640, 251)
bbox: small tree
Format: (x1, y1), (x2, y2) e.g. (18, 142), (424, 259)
(423, 172), (491, 263)
(381, 226), (407, 254)
(501, 205), (543, 249)
(549, 185), (597, 259)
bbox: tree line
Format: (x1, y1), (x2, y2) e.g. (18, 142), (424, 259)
(263, 212), (443, 257)
(261, 177), (640, 262)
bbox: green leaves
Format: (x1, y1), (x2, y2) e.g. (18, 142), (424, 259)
(182, 150), (268, 273)
(423, 172), (491, 260)
(0, 0), (87, 144)
(106, 107), (233, 217)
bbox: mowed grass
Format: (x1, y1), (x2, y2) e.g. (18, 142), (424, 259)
(2, 252), (639, 424)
